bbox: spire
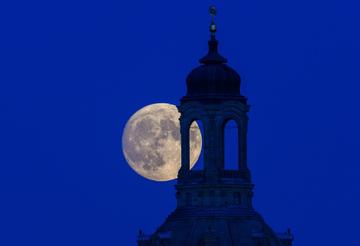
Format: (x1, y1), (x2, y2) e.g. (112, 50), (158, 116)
(199, 5), (228, 64)
(209, 5), (217, 37)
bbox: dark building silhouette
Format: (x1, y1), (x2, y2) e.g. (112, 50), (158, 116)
(138, 7), (293, 246)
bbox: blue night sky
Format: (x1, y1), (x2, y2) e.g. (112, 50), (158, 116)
(1, 0), (360, 245)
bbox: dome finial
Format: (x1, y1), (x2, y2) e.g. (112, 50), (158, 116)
(199, 5), (227, 64)
(209, 5), (217, 37)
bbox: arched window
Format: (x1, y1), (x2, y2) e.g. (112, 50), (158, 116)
(223, 119), (239, 170)
(189, 120), (204, 170)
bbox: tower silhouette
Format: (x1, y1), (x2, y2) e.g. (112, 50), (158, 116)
(137, 7), (293, 246)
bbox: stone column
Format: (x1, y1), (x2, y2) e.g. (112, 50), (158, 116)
(178, 120), (190, 180)
(238, 116), (251, 180)
(238, 117), (248, 168)
(204, 115), (219, 182)
(216, 115), (225, 171)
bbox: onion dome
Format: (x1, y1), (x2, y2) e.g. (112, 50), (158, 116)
(185, 6), (241, 98)
(186, 36), (241, 97)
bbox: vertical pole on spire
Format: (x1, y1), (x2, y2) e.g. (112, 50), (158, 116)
(209, 5), (217, 38)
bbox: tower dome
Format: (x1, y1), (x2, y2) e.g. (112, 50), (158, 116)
(186, 36), (241, 97)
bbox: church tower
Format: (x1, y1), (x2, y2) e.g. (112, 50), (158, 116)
(138, 7), (293, 246)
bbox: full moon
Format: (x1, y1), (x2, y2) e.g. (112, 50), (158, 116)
(122, 103), (202, 181)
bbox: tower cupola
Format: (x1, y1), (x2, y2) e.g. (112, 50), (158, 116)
(186, 7), (241, 98)
(137, 6), (294, 246)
